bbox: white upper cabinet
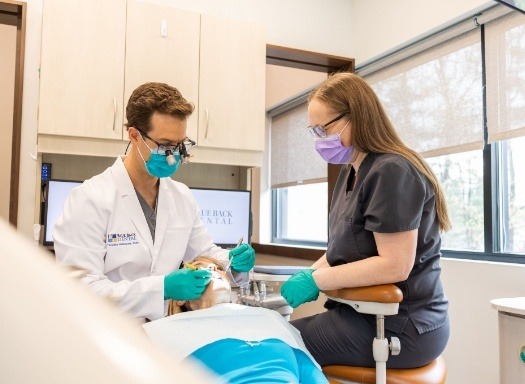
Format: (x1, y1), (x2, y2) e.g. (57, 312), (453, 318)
(38, 0), (126, 140)
(124, 1), (200, 140)
(37, 1), (266, 164)
(198, 15), (266, 151)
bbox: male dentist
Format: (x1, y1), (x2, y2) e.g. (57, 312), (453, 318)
(54, 82), (255, 322)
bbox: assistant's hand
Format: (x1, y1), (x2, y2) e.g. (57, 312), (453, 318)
(164, 268), (212, 300)
(281, 269), (320, 308)
(228, 243), (255, 272)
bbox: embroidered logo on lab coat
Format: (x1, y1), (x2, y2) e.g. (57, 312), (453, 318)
(107, 233), (138, 246)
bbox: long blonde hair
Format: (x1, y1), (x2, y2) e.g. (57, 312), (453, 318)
(310, 72), (451, 232)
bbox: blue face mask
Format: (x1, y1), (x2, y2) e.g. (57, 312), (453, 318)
(145, 152), (180, 178)
(137, 136), (181, 178)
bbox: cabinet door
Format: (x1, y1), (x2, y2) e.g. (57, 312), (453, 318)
(199, 15), (266, 151)
(124, 1), (200, 140)
(38, 0), (126, 140)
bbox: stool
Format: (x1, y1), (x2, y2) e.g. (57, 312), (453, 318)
(321, 285), (447, 384)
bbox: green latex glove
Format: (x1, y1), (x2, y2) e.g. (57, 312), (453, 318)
(164, 268), (212, 300)
(281, 269), (320, 308)
(228, 243), (255, 272)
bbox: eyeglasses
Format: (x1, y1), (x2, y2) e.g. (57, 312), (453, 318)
(135, 128), (195, 157)
(307, 112), (349, 139)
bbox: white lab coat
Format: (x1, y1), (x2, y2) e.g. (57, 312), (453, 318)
(54, 156), (233, 321)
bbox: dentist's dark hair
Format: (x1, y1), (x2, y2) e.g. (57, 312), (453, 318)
(125, 82), (194, 133)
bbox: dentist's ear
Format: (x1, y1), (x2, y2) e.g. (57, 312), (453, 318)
(128, 127), (140, 143)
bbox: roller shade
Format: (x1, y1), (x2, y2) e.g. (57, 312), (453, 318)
(270, 103), (327, 188)
(485, 12), (525, 143)
(365, 29), (484, 158)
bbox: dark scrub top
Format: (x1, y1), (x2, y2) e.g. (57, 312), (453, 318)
(327, 152), (448, 334)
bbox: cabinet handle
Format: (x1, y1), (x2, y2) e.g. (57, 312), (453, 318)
(205, 108), (209, 139)
(112, 97), (117, 131)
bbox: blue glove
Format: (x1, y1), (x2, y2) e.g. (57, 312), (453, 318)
(228, 243), (255, 272)
(164, 268), (212, 300)
(281, 269), (320, 308)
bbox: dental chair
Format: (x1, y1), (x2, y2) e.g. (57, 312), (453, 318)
(321, 284), (447, 384)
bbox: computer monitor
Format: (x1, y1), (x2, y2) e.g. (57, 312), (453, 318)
(43, 179), (83, 248)
(42, 182), (252, 250)
(190, 187), (252, 249)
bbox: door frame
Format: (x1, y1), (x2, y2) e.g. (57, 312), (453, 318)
(0, 0), (26, 227)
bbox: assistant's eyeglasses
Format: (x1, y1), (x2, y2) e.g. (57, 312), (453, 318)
(135, 127), (195, 162)
(307, 112), (349, 139)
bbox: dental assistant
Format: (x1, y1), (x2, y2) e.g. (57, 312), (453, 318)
(281, 73), (450, 369)
(54, 82), (255, 322)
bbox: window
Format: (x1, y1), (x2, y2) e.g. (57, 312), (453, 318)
(362, 7), (525, 261)
(270, 100), (329, 247)
(497, 138), (525, 254)
(486, 11), (525, 257)
(366, 30), (483, 158)
(366, 29), (485, 254)
(268, 5), (525, 262)
(272, 183), (328, 246)
(427, 151), (484, 251)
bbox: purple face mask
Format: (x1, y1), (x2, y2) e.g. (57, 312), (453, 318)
(314, 122), (353, 164)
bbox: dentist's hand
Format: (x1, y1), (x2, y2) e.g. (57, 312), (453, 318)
(164, 268), (212, 300)
(281, 269), (320, 308)
(228, 243), (255, 272)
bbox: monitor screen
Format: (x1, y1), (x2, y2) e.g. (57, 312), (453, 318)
(43, 182), (252, 249)
(190, 188), (252, 248)
(43, 179), (83, 247)
(494, 0), (525, 14)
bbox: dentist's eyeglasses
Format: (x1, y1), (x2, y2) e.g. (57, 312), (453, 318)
(307, 112), (349, 139)
(135, 128), (196, 157)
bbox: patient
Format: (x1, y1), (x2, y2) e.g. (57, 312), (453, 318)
(144, 256), (328, 384)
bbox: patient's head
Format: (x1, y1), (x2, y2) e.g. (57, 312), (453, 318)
(179, 256), (231, 311)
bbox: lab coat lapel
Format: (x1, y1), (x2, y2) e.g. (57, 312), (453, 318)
(153, 178), (170, 260)
(111, 157), (154, 254)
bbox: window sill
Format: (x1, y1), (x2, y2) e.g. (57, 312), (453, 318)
(251, 242), (325, 261)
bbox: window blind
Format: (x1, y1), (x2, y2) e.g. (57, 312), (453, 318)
(270, 103), (327, 188)
(485, 12), (525, 143)
(364, 29), (484, 158)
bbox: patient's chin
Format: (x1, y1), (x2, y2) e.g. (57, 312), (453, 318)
(213, 290), (232, 305)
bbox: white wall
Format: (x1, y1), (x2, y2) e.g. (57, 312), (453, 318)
(350, 0), (490, 64)
(137, 0), (355, 57)
(265, 65), (326, 110)
(440, 259), (525, 384)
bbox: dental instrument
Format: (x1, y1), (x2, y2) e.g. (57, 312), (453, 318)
(224, 237), (244, 273)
